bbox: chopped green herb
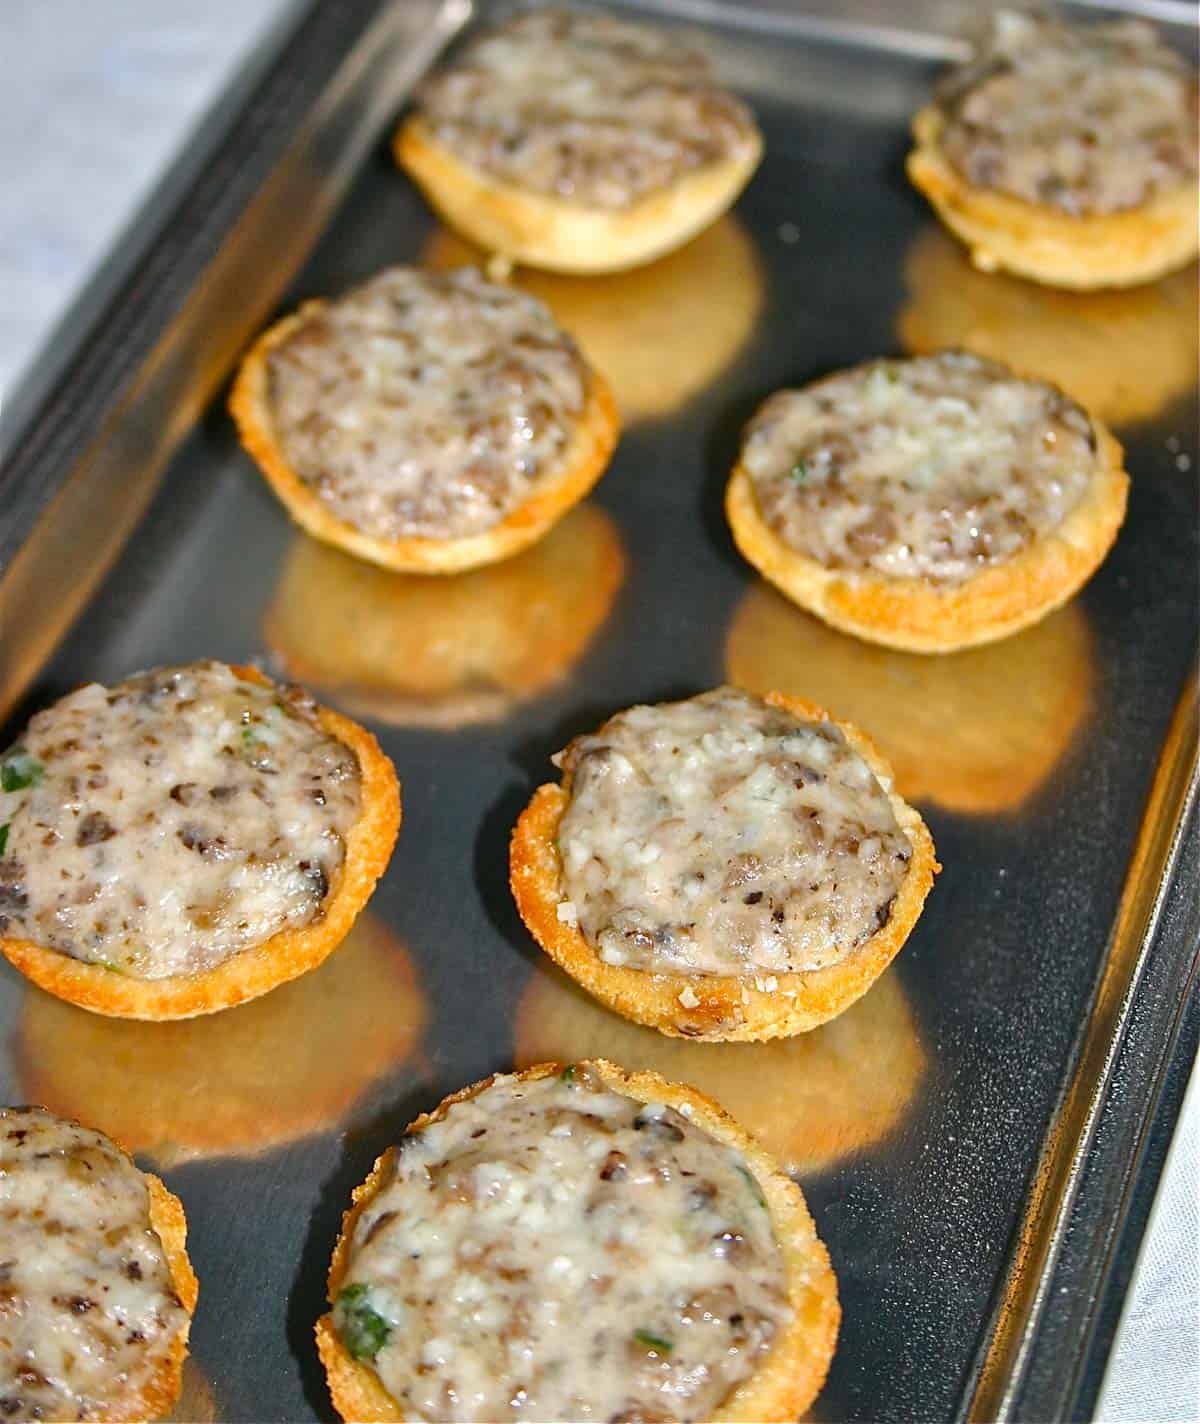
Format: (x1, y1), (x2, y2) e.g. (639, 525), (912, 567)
(789, 458), (809, 483)
(633, 1329), (674, 1355)
(559, 1064), (577, 1082)
(737, 1164), (767, 1209)
(94, 958), (127, 976)
(1, 750), (43, 793)
(884, 363), (899, 384)
(335, 1284), (392, 1361)
(0, 824), (8, 857)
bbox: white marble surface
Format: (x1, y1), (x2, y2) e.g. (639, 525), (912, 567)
(0, 4), (1196, 1421)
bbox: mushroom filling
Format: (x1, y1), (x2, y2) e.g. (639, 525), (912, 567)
(935, 10), (1198, 216)
(267, 268), (587, 542)
(0, 1108), (186, 1423)
(0, 662), (360, 979)
(414, 8), (759, 210)
(556, 687), (911, 977)
(335, 1068), (790, 1422)
(743, 351), (1099, 586)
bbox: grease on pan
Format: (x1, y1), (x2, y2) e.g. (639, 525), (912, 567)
(17, 914), (426, 1166)
(263, 504), (624, 730)
(898, 228), (1198, 427)
(423, 218), (764, 421)
(725, 581), (1093, 816)
(514, 960), (925, 1177)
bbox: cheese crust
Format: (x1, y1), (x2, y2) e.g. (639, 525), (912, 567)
(907, 105), (1199, 290)
(725, 360), (1129, 653)
(396, 116), (762, 274)
(510, 693), (937, 1041)
(316, 1060), (839, 1423)
(230, 286), (619, 574)
(0, 666), (400, 1019)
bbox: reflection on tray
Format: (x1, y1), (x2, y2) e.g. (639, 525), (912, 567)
(16, 915), (426, 1166)
(898, 227), (1198, 428)
(264, 503), (624, 729)
(423, 217), (764, 422)
(514, 961), (925, 1178)
(726, 582), (1093, 816)
(163, 1362), (219, 1424)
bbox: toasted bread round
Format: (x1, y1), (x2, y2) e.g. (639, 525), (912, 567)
(0, 665), (400, 1020)
(514, 962), (925, 1176)
(422, 216), (764, 421)
(726, 583), (1093, 816)
(907, 105), (1199, 291)
(725, 355), (1129, 653)
(397, 115), (762, 275)
(18, 914), (425, 1165)
(510, 692), (937, 1041)
(316, 1060), (839, 1423)
(230, 275), (620, 575)
(0, 1108), (197, 1423)
(897, 227), (1199, 428)
(263, 504), (624, 730)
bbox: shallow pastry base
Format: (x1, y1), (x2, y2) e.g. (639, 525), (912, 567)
(315, 1060), (840, 1424)
(230, 302), (620, 574)
(509, 693), (938, 1041)
(395, 116), (763, 274)
(725, 421), (1128, 654)
(906, 106), (1200, 291)
(117, 1171), (199, 1424)
(0, 668), (400, 1020)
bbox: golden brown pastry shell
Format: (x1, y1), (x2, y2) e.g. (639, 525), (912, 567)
(509, 692), (938, 1041)
(0, 667), (400, 1020)
(315, 1060), (840, 1423)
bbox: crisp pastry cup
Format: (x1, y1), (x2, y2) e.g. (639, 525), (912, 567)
(422, 217), (765, 422)
(0, 667), (400, 1021)
(263, 505), (624, 730)
(315, 1059), (840, 1424)
(509, 693), (938, 1042)
(725, 408), (1129, 654)
(18, 915), (425, 1164)
(906, 105), (1200, 291)
(395, 115), (763, 275)
(897, 227), (1199, 429)
(725, 584), (1094, 816)
(514, 962), (926, 1177)
(137, 1173), (200, 1424)
(229, 302), (620, 575)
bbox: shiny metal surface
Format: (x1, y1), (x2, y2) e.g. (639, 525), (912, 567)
(1, 3), (1198, 1421)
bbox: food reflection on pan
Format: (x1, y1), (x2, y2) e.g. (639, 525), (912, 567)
(264, 503), (624, 729)
(423, 217), (764, 421)
(163, 1362), (219, 1424)
(726, 581), (1093, 816)
(898, 227), (1198, 428)
(17, 914), (426, 1166)
(514, 960), (925, 1177)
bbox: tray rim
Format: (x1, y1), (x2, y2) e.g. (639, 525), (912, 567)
(0, 2), (1197, 1419)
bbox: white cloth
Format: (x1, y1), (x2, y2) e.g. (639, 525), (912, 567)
(0, 5), (1196, 1420)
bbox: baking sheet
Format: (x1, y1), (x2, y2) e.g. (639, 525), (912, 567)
(0, 3), (1197, 1420)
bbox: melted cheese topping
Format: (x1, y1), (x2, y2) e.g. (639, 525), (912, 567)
(415, 8), (759, 210)
(556, 687), (910, 977)
(267, 268), (587, 543)
(0, 662), (360, 980)
(742, 351), (1099, 587)
(936, 11), (1198, 215)
(335, 1069), (789, 1422)
(0, 1108), (186, 1423)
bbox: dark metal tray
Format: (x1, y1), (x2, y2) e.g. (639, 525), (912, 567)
(1, 3), (1196, 1420)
